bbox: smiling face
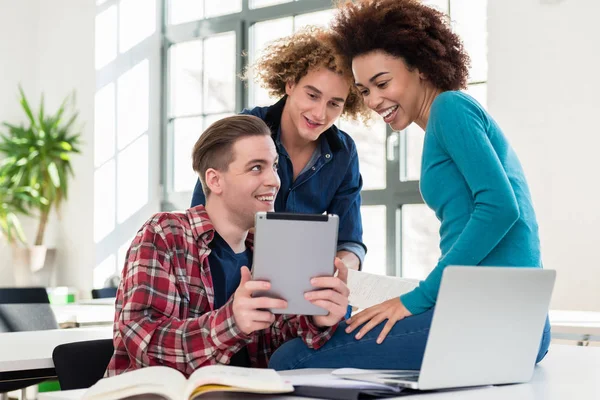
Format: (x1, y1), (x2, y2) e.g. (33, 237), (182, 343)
(207, 135), (280, 228)
(353, 50), (427, 131)
(282, 67), (350, 143)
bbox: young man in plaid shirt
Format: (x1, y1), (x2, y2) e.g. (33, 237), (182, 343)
(106, 115), (349, 377)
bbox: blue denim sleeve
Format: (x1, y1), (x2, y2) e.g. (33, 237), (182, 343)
(329, 142), (366, 255)
(190, 179), (206, 207)
(337, 242), (366, 268)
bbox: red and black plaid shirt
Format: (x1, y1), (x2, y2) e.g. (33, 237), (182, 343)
(106, 206), (337, 377)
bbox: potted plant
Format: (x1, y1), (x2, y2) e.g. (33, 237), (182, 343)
(0, 86), (82, 285)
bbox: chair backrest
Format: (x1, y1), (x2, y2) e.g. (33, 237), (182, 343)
(0, 287), (57, 393)
(0, 287), (58, 333)
(91, 287), (117, 299)
(0, 287), (50, 304)
(52, 339), (114, 390)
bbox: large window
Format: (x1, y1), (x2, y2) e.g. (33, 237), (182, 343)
(162, 0), (488, 278)
(93, 0), (162, 288)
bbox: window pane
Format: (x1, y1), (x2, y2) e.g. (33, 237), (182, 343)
(94, 83), (115, 167)
(117, 135), (149, 223)
(94, 254), (116, 289)
(95, 5), (117, 69)
(403, 123), (424, 181)
(169, 0), (204, 25)
(117, 59), (149, 150)
(204, 113), (235, 129)
(119, 0), (156, 53)
(118, 236), (135, 273)
(250, 0), (291, 9)
(361, 205), (387, 276)
(249, 17), (293, 106)
(205, 0), (241, 18)
(339, 118), (386, 190)
(401, 204), (441, 280)
(170, 40), (203, 117)
(294, 9), (334, 30)
(451, 0), (487, 83)
(94, 159), (116, 243)
(204, 32), (236, 114)
(465, 83), (487, 110)
(173, 117), (203, 192)
(422, 0), (448, 15)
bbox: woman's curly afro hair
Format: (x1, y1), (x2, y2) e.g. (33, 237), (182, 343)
(331, 0), (471, 91)
(245, 25), (370, 121)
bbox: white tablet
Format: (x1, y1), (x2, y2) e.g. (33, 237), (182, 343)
(251, 212), (339, 316)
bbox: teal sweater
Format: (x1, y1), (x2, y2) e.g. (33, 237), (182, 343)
(400, 91), (542, 315)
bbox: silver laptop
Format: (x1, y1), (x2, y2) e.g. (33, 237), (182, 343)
(344, 266), (555, 390)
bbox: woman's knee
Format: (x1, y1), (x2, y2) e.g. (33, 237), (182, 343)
(268, 338), (309, 371)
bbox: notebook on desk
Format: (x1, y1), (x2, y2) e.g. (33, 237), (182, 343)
(81, 365), (293, 400)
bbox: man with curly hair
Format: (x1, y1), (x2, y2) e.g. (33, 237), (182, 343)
(268, 0), (551, 371)
(191, 27), (369, 275)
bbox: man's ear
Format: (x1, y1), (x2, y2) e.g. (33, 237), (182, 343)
(285, 80), (295, 96)
(205, 168), (223, 195)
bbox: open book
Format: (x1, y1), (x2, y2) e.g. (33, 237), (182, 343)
(348, 269), (420, 310)
(82, 365), (294, 400)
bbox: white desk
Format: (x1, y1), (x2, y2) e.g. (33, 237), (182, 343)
(0, 327), (113, 383)
(51, 303), (115, 328)
(39, 345), (600, 399)
(549, 310), (600, 344)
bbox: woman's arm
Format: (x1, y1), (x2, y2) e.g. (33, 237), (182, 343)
(401, 93), (519, 315)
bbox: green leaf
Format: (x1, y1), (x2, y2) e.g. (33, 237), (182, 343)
(59, 141), (73, 151)
(7, 212), (27, 244)
(47, 162), (61, 188)
(39, 93), (45, 123)
(18, 85), (36, 126)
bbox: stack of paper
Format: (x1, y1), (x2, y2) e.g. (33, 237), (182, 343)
(347, 269), (420, 309)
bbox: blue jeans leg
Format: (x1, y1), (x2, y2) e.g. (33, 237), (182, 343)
(269, 309), (434, 371)
(269, 310), (552, 371)
(536, 316), (551, 363)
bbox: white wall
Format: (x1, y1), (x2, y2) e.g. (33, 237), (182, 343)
(488, 0), (600, 310)
(0, 0), (96, 292)
(35, 0), (97, 290)
(0, 0), (162, 295)
(0, 0), (41, 284)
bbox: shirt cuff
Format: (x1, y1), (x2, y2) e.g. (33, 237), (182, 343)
(211, 299), (253, 350)
(400, 287), (433, 316)
(337, 242), (366, 269)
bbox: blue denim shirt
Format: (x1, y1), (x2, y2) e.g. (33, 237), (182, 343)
(191, 97), (366, 262)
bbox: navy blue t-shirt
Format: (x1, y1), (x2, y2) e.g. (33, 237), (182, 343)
(208, 232), (252, 366)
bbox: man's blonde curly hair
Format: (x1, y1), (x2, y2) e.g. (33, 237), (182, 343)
(244, 26), (370, 122)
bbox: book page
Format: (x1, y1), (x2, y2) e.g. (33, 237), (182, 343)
(184, 365), (293, 399)
(348, 269), (420, 309)
(82, 366), (186, 400)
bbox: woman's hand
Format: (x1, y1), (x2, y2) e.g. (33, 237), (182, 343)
(345, 297), (412, 344)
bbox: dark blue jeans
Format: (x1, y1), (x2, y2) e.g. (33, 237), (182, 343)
(269, 309), (552, 370)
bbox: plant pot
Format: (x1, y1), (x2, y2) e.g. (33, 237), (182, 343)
(12, 246), (57, 287)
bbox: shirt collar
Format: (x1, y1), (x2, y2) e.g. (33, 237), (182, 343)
(186, 205), (254, 249)
(263, 96), (344, 153)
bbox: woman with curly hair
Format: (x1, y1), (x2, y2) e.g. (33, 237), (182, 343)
(191, 27), (368, 300)
(269, 0), (550, 371)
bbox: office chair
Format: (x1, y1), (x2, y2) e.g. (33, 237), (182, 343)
(91, 287), (117, 299)
(0, 287), (59, 400)
(52, 339), (114, 390)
